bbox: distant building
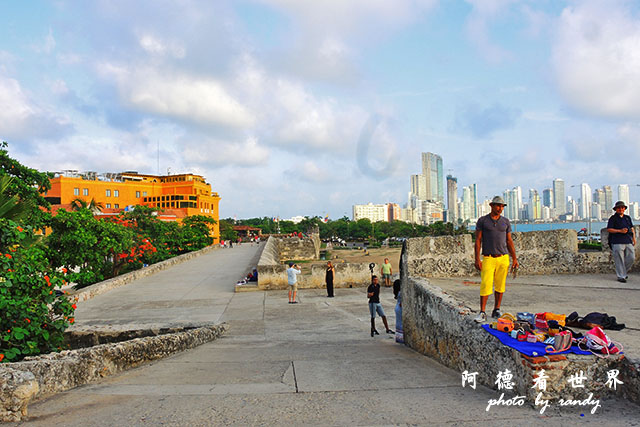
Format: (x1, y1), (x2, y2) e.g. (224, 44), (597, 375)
(579, 183), (592, 220)
(618, 184), (630, 206)
(446, 174), (457, 224)
(353, 203), (388, 222)
(421, 152), (444, 203)
(528, 189), (541, 220)
(387, 203), (401, 222)
(553, 178), (565, 217)
(503, 187), (522, 221)
(603, 185), (613, 212)
(629, 202), (639, 220)
(410, 174), (427, 201)
(45, 170), (221, 243)
(542, 188), (553, 209)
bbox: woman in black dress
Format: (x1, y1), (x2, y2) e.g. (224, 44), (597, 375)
(325, 261), (335, 297)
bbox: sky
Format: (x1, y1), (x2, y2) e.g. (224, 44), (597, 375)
(2, 0), (640, 219)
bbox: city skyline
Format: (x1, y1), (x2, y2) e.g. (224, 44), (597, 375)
(3, 1), (640, 219)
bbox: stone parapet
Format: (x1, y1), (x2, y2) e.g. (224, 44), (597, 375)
(0, 325), (226, 422)
(256, 236), (372, 290)
(400, 238), (640, 406)
(406, 228), (640, 277)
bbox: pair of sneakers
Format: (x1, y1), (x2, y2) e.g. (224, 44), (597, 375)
(474, 308), (501, 323)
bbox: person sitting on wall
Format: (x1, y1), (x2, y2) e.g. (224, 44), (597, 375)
(249, 269), (258, 282)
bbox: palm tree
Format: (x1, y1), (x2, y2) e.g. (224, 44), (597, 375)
(0, 175), (31, 221)
(70, 197), (104, 213)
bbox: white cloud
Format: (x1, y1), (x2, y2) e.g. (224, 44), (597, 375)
(138, 33), (186, 58)
(101, 65), (255, 129)
(182, 136), (270, 167)
(553, 0), (640, 119)
(464, 0), (515, 63)
(0, 75), (72, 141)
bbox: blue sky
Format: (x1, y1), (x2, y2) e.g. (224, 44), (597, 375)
(2, 0), (640, 219)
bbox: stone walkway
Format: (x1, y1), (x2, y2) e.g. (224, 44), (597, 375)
(14, 245), (640, 425)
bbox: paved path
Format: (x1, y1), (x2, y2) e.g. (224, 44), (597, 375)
(15, 246), (640, 426)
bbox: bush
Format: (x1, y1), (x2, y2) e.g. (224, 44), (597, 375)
(0, 219), (75, 362)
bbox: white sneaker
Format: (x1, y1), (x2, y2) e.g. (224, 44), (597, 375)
(474, 311), (487, 323)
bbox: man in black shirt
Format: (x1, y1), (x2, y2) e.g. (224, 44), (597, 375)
(367, 276), (393, 337)
(607, 201), (636, 283)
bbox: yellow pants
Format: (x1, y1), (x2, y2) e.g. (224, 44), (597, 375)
(480, 255), (510, 297)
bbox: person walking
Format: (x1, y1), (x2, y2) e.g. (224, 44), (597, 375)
(367, 275), (393, 337)
(380, 258), (393, 287)
(473, 196), (518, 323)
(287, 262), (301, 304)
(325, 261), (335, 297)
(607, 201), (636, 283)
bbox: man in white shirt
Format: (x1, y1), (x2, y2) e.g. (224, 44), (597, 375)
(287, 262), (301, 304)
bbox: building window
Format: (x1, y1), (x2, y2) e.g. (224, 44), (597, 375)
(82, 188), (89, 196)
(143, 191), (147, 196)
(114, 190), (119, 197)
(114, 204), (119, 209)
(73, 188), (79, 196)
(106, 203), (111, 208)
(106, 189), (111, 197)
(136, 191), (140, 198)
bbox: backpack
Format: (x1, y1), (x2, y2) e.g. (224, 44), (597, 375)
(578, 326), (623, 357)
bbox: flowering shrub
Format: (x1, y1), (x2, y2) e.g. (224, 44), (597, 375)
(0, 219), (75, 362)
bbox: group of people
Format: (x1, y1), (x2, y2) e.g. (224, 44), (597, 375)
(473, 196), (635, 323)
(285, 196), (635, 335)
(286, 258), (402, 340)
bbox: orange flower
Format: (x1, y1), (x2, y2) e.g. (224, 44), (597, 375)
(4, 254), (11, 259)
(69, 317), (75, 324)
(49, 291), (53, 295)
(0, 354), (4, 362)
(16, 226), (23, 232)
(25, 318), (30, 323)
(61, 267), (68, 273)
(71, 303), (77, 309)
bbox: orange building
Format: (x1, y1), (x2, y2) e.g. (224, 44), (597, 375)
(44, 171), (221, 243)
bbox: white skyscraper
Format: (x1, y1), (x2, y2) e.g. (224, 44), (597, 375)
(579, 183), (592, 219)
(553, 178), (565, 217)
(618, 184), (630, 206)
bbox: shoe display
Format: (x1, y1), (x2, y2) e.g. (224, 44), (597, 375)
(491, 308), (502, 319)
(474, 311), (487, 323)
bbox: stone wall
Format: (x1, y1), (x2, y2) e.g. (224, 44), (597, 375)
(400, 271), (634, 404)
(406, 227), (640, 277)
(0, 325), (226, 422)
(256, 235), (371, 290)
(400, 231), (640, 405)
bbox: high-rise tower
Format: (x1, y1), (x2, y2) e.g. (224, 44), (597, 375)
(553, 178), (565, 217)
(446, 175), (457, 224)
(421, 152), (444, 203)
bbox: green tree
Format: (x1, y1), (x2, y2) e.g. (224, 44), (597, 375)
(219, 219), (238, 241)
(0, 142), (52, 228)
(47, 209), (138, 287)
(70, 197), (104, 213)
(1, 219), (75, 362)
(180, 215), (216, 251)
